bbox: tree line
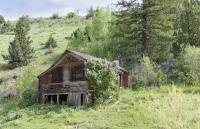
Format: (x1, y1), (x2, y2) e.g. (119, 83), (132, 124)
(69, 0), (200, 87)
(2, 0), (200, 87)
(0, 15), (14, 33)
(111, 0), (200, 65)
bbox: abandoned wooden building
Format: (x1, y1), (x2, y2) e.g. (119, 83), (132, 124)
(37, 50), (128, 106)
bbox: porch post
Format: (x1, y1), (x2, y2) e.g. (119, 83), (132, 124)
(57, 94), (60, 104)
(51, 95), (53, 105)
(42, 94), (45, 104)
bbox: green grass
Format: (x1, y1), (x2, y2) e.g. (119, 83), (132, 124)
(1, 17), (200, 129)
(0, 17), (85, 76)
(1, 86), (200, 129)
(0, 17), (85, 99)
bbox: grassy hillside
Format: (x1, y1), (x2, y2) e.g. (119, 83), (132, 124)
(0, 17), (86, 99)
(1, 86), (200, 129)
(0, 17), (85, 74)
(1, 17), (200, 129)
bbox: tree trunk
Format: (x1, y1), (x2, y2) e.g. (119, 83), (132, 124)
(141, 0), (148, 56)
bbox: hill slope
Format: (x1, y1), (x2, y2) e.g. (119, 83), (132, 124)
(1, 17), (200, 129)
(0, 17), (85, 75)
(1, 86), (200, 129)
(0, 17), (86, 99)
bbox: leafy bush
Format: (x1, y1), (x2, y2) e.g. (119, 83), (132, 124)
(159, 58), (180, 83)
(16, 67), (42, 106)
(0, 21), (13, 34)
(72, 28), (90, 42)
(179, 46), (200, 85)
(86, 60), (118, 103)
(44, 35), (57, 49)
(86, 7), (96, 19)
(21, 89), (36, 106)
(69, 9), (112, 59)
(66, 12), (76, 19)
(133, 56), (167, 87)
(50, 13), (60, 19)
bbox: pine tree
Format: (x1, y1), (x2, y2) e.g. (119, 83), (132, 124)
(0, 15), (5, 25)
(172, 0), (200, 57)
(2, 16), (34, 68)
(44, 35), (57, 49)
(112, 0), (174, 65)
(86, 7), (96, 19)
(0, 15), (6, 33)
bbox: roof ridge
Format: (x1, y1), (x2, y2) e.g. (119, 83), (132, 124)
(38, 49), (128, 78)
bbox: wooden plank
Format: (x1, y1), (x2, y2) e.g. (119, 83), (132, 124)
(57, 95), (59, 104)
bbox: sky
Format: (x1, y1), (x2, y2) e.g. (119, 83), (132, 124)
(0, 0), (119, 20)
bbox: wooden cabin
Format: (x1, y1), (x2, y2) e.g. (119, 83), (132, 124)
(37, 50), (128, 107)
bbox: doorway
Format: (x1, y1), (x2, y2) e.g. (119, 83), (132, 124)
(59, 94), (68, 104)
(45, 95), (57, 104)
(80, 94), (84, 106)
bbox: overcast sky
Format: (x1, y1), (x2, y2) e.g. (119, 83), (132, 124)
(0, 0), (119, 20)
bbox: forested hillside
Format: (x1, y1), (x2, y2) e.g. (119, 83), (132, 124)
(1, 0), (200, 128)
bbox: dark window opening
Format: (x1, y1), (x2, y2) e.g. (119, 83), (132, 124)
(51, 67), (63, 83)
(71, 66), (85, 81)
(81, 94), (84, 106)
(59, 94), (68, 105)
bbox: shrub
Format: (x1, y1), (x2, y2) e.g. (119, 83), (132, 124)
(133, 56), (167, 87)
(21, 89), (35, 106)
(15, 67), (42, 106)
(0, 21), (13, 34)
(66, 12), (76, 19)
(86, 60), (118, 103)
(159, 58), (180, 83)
(44, 35), (57, 49)
(68, 9), (112, 58)
(72, 28), (90, 41)
(50, 13), (60, 19)
(179, 46), (200, 85)
(86, 7), (96, 19)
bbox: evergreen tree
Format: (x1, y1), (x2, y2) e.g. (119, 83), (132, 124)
(1, 21), (13, 33)
(0, 15), (5, 24)
(172, 0), (200, 57)
(86, 7), (96, 19)
(0, 15), (8, 33)
(2, 16), (34, 68)
(111, 0), (174, 66)
(44, 35), (57, 49)
(51, 13), (60, 19)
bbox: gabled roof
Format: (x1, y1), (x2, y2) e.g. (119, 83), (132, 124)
(38, 50), (128, 78)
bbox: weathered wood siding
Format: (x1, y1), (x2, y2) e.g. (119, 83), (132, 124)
(38, 52), (128, 106)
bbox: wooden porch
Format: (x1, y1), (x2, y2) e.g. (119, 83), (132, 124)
(40, 81), (90, 106)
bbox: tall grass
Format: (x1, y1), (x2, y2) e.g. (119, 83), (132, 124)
(1, 86), (200, 129)
(147, 87), (200, 129)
